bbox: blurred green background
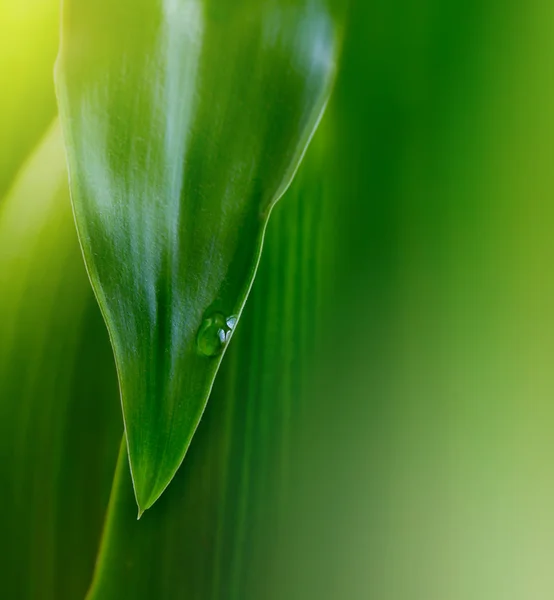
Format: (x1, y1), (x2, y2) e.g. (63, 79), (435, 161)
(3, 0), (554, 598)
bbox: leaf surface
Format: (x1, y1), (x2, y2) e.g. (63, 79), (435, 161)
(84, 122), (337, 599)
(56, 0), (340, 511)
(0, 121), (121, 600)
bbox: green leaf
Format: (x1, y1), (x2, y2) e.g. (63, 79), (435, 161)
(0, 121), (121, 599)
(56, 0), (341, 512)
(83, 122), (337, 598)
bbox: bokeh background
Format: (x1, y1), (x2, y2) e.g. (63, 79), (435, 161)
(2, 0), (554, 598)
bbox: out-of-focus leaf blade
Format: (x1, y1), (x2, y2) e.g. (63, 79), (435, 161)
(84, 122), (337, 599)
(0, 0), (60, 199)
(0, 121), (121, 599)
(56, 0), (341, 511)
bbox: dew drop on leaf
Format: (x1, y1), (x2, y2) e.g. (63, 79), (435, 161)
(196, 312), (237, 357)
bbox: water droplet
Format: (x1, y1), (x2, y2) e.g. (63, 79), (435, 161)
(196, 312), (237, 357)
